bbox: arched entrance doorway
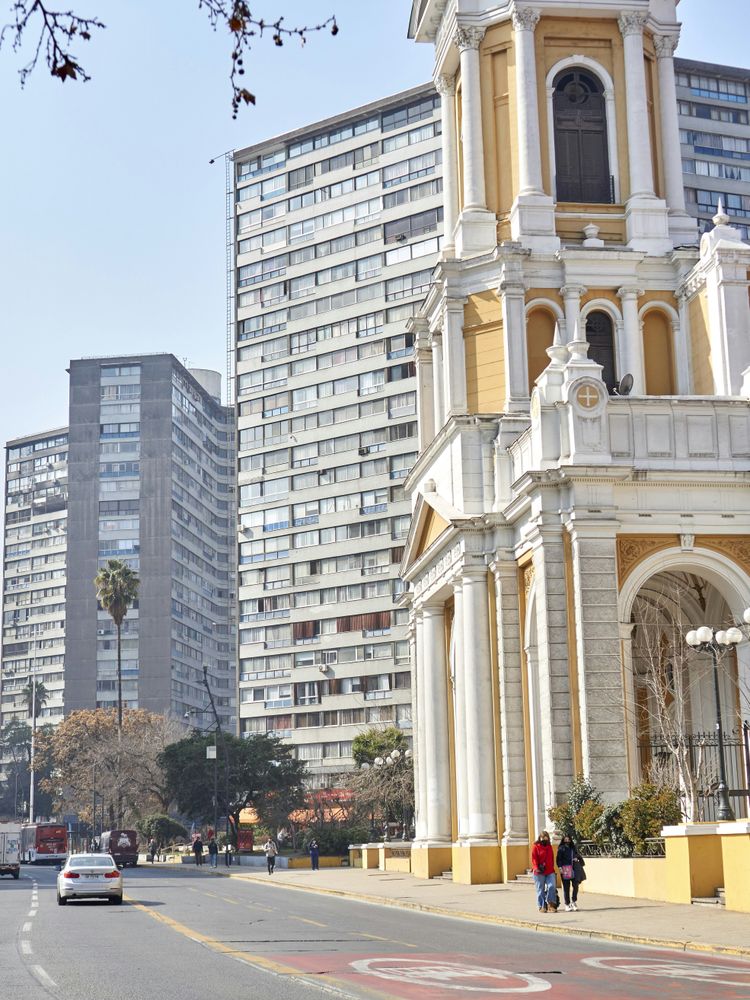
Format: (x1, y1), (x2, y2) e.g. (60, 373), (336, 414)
(626, 569), (748, 821)
(585, 310), (617, 392)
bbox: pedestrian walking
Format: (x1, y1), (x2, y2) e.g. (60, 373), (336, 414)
(531, 830), (557, 913)
(263, 837), (278, 874)
(308, 838), (320, 871)
(556, 834), (584, 911)
(208, 836), (219, 869)
(192, 836), (204, 867)
(148, 838), (158, 863)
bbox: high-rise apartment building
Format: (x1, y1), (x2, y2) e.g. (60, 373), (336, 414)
(1, 355), (237, 734)
(233, 84), (443, 783)
(2, 428), (69, 727)
(676, 57), (750, 239)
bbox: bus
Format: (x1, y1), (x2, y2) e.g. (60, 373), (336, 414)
(99, 829), (139, 867)
(20, 822), (68, 864)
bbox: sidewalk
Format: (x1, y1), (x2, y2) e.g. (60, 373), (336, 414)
(175, 861), (750, 959)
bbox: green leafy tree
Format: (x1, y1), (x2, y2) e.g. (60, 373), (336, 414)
(136, 814), (188, 849)
(93, 558), (139, 728)
(619, 782), (682, 854)
(352, 726), (409, 766)
(159, 732), (306, 846)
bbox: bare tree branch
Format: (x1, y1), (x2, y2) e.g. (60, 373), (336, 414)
(1, 1), (338, 114)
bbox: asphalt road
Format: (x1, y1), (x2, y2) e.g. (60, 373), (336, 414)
(3, 864), (750, 1000)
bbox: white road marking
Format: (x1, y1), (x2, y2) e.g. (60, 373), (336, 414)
(350, 958), (552, 993)
(32, 966), (58, 990)
(20, 940), (33, 955)
(581, 957), (750, 987)
(22, 922), (32, 933)
(28, 909), (38, 917)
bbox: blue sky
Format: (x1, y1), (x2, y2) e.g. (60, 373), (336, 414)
(0, 0), (746, 447)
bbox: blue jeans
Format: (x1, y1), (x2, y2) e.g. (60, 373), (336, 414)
(533, 873), (556, 908)
(210, 853), (217, 868)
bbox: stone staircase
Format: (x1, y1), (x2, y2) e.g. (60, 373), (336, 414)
(438, 870), (453, 881)
(692, 887), (725, 906)
(510, 868), (535, 885)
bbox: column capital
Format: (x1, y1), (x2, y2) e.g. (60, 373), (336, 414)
(422, 603), (446, 618)
(498, 278), (526, 298)
(653, 31), (680, 59)
(618, 11), (648, 38)
(511, 5), (541, 32)
(560, 283), (587, 300)
(462, 563), (488, 582)
(453, 25), (485, 52)
(434, 73), (456, 97)
(617, 285), (644, 302)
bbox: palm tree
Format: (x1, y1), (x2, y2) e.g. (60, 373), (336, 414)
(22, 680), (48, 724)
(94, 558), (139, 729)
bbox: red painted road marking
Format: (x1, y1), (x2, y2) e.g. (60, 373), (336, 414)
(582, 957), (750, 988)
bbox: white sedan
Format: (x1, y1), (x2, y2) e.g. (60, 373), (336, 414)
(57, 854), (123, 905)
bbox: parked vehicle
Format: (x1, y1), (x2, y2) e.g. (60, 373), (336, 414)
(99, 829), (138, 867)
(20, 822), (68, 864)
(0, 823), (21, 879)
(57, 853), (122, 905)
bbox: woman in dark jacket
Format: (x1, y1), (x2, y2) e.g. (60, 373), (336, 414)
(556, 834), (584, 910)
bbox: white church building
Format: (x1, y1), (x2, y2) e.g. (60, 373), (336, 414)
(401, 0), (750, 884)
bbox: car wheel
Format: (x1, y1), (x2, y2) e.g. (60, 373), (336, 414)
(110, 895), (122, 904)
(12, 870), (20, 880)
(57, 892), (67, 906)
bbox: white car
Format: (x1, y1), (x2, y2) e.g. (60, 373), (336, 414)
(57, 853), (123, 905)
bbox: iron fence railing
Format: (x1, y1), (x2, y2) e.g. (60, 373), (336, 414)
(638, 722), (750, 822)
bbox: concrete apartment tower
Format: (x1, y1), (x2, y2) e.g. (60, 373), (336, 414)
(233, 86), (443, 783)
(1, 355), (236, 734)
(403, 0), (750, 885)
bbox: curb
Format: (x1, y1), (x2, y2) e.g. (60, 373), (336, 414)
(168, 863), (750, 961)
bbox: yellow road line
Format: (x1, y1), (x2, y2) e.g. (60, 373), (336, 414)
(221, 896), (239, 905)
(289, 915), (328, 928)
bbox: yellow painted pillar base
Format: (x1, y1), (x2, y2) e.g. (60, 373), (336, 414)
(662, 824), (723, 904)
(501, 842), (530, 882)
(362, 845), (381, 870)
(718, 822), (750, 913)
(411, 844), (453, 879)
(452, 843), (503, 885)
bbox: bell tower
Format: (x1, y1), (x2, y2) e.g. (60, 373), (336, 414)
(409, 0), (699, 255)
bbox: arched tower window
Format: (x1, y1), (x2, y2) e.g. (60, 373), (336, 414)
(553, 70), (611, 204)
(585, 311), (616, 392)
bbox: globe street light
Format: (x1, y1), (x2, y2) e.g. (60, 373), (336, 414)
(685, 625), (740, 821)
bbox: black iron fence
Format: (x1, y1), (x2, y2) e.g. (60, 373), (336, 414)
(638, 721), (750, 822)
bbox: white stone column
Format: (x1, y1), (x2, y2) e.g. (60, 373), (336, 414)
(451, 582), (470, 839)
(561, 284), (586, 344)
(422, 605), (452, 843)
(499, 275), (529, 408)
(654, 32), (699, 245)
(443, 298), (468, 416)
(436, 74), (459, 254)
(618, 12), (655, 199)
(454, 26), (487, 210)
(675, 291), (693, 394)
(461, 566), (498, 841)
(415, 325), (435, 451)
(617, 286), (645, 393)
(511, 6), (543, 196)
(431, 331), (445, 434)
(413, 610), (429, 842)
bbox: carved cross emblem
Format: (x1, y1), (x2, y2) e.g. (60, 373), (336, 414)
(576, 384), (600, 409)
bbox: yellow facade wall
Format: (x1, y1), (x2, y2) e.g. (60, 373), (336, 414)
(464, 291), (505, 413)
(642, 309), (676, 395)
(688, 290), (713, 394)
(720, 832), (750, 913)
(527, 307), (557, 391)
(480, 22), (516, 223)
(664, 831), (724, 904)
(580, 858), (670, 902)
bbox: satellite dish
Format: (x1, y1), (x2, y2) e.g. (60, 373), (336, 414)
(615, 373), (634, 396)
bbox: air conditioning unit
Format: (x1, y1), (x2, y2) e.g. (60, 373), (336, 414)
(318, 664), (330, 674)
(97, 629), (106, 636)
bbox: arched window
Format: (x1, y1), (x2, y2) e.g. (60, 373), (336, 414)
(553, 70), (611, 204)
(642, 310), (676, 395)
(585, 311), (616, 392)
(526, 307), (557, 392)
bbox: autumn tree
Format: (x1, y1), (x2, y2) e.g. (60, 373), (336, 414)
(37, 708), (182, 827)
(351, 726), (414, 838)
(159, 731), (306, 845)
(1, 3), (338, 115)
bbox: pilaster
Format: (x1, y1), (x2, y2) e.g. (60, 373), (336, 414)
(453, 25), (496, 257)
(422, 604), (453, 843)
(561, 284), (586, 344)
(509, 4), (558, 252)
(435, 73), (460, 255)
(617, 286), (646, 394)
(443, 297), (468, 416)
(499, 266), (529, 409)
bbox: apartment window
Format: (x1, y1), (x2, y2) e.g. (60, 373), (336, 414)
(382, 121), (439, 153)
(385, 269), (433, 301)
(382, 151), (440, 189)
(382, 96), (438, 132)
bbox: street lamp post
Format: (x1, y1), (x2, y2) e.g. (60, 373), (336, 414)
(685, 624), (743, 821)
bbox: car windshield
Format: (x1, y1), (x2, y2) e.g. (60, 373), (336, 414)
(68, 855), (116, 868)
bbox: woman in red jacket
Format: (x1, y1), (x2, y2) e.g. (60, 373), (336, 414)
(531, 831), (556, 912)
